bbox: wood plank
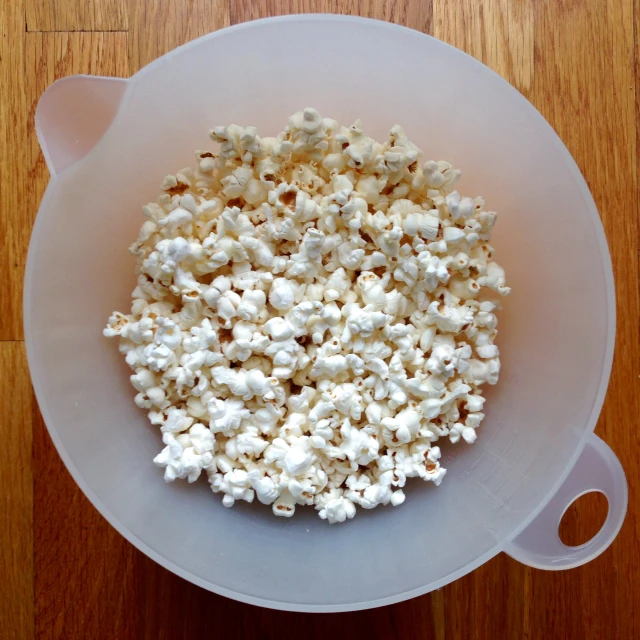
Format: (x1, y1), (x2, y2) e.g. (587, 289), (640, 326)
(530, 0), (639, 638)
(229, 0), (432, 32)
(128, 0), (231, 72)
(430, 3), (536, 636)
(0, 343), (34, 640)
(24, 32), (132, 639)
(0, 0), (28, 341)
(124, 0), (438, 634)
(26, 0), (128, 32)
(125, 3), (438, 637)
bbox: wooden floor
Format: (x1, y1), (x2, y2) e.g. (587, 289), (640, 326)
(1, 1), (639, 638)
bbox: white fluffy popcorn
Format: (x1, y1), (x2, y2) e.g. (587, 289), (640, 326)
(105, 109), (509, 523)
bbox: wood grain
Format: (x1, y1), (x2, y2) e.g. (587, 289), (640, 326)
(25, 32), (130, 245)
(26, 0), (128, 32)
(0, 0), (28, 341)
(0, 343), (34, 640)
(228, 0), (432, 32)
(530, 2), (639, 637)
(0, 0), (638, 638)
(432, 0), (534, 94)
(20, 32), (130, 639)
(33, 410), (137, 639)
(128, 0), (230, 72)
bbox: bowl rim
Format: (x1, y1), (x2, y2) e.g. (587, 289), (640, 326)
(24, 13), (616, 612)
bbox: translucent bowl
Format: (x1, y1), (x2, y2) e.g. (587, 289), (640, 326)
(26, 15), (627, 612)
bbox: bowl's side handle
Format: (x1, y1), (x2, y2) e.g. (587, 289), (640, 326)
(503, 433), (627, 570)
(35, 75), (129, 177)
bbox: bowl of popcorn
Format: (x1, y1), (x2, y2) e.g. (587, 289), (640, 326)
(27, 15), (626, 611)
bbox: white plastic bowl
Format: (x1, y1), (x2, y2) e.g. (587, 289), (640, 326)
(26, 15), (627, 612)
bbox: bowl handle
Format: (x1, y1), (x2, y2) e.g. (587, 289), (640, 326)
(35, 75), (129, 176)
(503, 433), (627, 570)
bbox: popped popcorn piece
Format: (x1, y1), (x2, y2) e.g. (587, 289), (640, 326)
(105, 109), (509, 524)
(153, 424), (214, 483)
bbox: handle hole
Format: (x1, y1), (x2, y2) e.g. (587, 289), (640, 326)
(559, 490), (609, 547)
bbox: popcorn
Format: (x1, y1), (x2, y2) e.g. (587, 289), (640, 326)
(268, 278), (296, 311)
(316, 492), (356, 524)
(105, 109), (509, 523)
